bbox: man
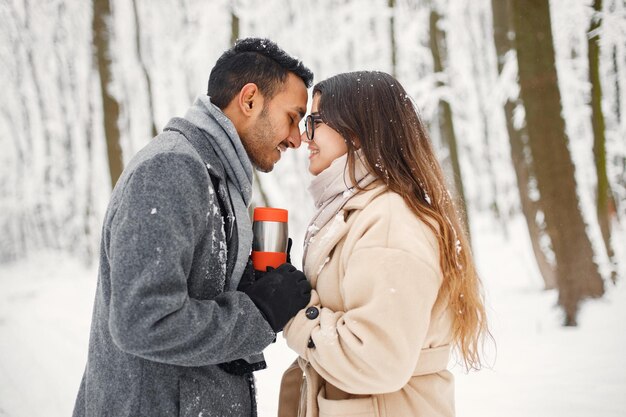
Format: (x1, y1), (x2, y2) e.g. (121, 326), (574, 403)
(73, 38), (313, 417)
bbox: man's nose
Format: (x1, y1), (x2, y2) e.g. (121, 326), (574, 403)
(287, 126), (302, 148)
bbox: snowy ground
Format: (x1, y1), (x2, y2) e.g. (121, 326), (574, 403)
(0, 215), (624, 417)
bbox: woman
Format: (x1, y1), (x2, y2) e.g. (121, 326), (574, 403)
(278, 71), (491, 417)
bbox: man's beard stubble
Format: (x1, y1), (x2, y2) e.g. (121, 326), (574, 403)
(240, 106), (275, 173)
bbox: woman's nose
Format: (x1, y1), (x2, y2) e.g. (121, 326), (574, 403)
(300, 130), (310, 144)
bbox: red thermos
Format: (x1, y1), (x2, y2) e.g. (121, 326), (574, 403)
(251, 207), (289, 271)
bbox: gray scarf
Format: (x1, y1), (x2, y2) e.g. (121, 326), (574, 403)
(303, 151), (376, 270)
(186, 96), (267, 368)
(185, 95), (253, 292)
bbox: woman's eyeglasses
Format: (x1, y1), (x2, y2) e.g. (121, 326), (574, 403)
(304, 113), (323, 142)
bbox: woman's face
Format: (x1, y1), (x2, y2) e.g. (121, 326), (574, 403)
(303, 94), (348, 176)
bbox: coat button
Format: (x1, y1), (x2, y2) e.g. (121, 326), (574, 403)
(307, 338), (316, 348)
(305, 306), (319, 320)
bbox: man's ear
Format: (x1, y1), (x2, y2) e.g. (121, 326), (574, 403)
(238, 83), (263, 117)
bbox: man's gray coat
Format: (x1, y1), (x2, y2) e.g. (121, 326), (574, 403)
(73, 116), (275, 417)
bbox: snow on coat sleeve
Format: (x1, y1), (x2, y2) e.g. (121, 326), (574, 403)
(284, 195), (443, 395)
(107, 151), (275, 366)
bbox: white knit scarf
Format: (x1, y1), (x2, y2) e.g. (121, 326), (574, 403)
(303, 151), (376, 270)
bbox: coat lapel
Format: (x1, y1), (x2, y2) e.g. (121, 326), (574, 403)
(164, 117), (237, 278)
(306, 213), (350, 287)
(305, 183), (387, 286)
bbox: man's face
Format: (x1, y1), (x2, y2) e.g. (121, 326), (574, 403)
(241, 73), (308, 172)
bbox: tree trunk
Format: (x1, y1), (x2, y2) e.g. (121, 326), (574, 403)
(511, 0), (604, 325)
(93, 0), (124, 188)
(83, 76), (96, 264)
(467, 7), (504, 231)
(429, 9), (471, 239)
(388, 0), (397, 78)
(18, 0), (59, 250)
(612, 43), (626, 212)
(8, 12), (32, 259)
(612, 45), (621, 124)
(53, 2), (79, 253)
(588, 0), (617, 272)
(491, 0), (557, 289)
(132, 0), (158, 138)
(230, 2), (239, 46)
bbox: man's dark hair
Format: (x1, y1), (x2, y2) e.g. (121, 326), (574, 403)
(208, 38), (314, 109)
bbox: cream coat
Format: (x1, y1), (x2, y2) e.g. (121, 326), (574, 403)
(279, 183), (456, 417)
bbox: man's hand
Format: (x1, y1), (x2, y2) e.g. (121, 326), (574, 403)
(239, 236), (293, 291)
(241, 263), (311, 333)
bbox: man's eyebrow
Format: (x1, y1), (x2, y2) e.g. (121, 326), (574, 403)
(294, 107), (306, 119)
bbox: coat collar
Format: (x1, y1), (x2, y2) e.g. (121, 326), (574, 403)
(305, 181), (388, 286)
(164, 117), (226, 181)
(343, 181), (387, 211)
(163, 116), (237, 264)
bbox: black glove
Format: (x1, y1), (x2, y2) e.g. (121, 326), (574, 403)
(239, 236), (293, 291)
(286, 237), (293, 264)
(242, 263), (311, 333)
(238, 237), (292, 291)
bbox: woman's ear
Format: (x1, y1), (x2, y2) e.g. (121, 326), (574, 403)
(349, 134), (361, 149)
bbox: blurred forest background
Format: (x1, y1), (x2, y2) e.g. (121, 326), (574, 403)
(0, 0), (625, 328)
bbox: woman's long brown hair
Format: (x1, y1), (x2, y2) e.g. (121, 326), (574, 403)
(313, 71), (491, 370)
